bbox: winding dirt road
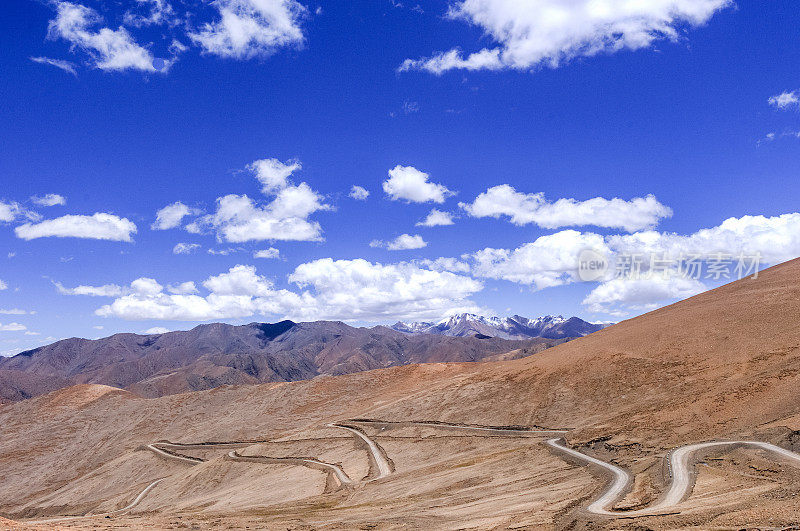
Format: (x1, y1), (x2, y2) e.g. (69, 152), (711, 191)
(226, 450), (354, 488)
(349, 419), (569, 436)
(547, 438), (800, 517)
(329, 423), (393, 479)
(21, 418), (800, 524)
(25, 478), (165, 525)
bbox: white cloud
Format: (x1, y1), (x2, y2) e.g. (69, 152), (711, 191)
(417, 209), (455, 227)
(254, 247), (280, 259)
(769, 91), (799, 110)
(383, 165), (454, 203)
(173, 242), (201, 255)
(48, 1), (159, 72)
(55, 281), (126, 297)
(124, 0), (176, 27)
(167, 281), (199, 295)
(96, 265), (303, 321)
(0, 203), (17, 223)
(0, 309), (31, 315)
(370, 234), (428, 251)
(15, 213), (137, 241)
(607, 213), (800, 266)
(401, 0), (731, 73)
(30, 193), (67, 207)
(287, 258), (483, 321)
(417, 257), (472, 274)
(207, 247), (244, 256)
(0, 280), (7, 291)
(0, 201), (39, 223)
(0, 323), (27, 332)
(399, 48), (503, 74)
(582, 274), (705, 316)
(189, 158), (330, 243)
(249, 158), (301, 193)
(195, 190), (328, 242)
(0, 324), (27, 333)
(141, 326), (171, 334)
(463, 212), (800, 315)
(349, 185), (370, 200)
(471, 230), (610, 290)
(29, 57), (78, 76)
(93, 259), (483, 323)
(153, 202), (198, 230)
(461, 185), (672, 232)
(189, 0), (306, 59)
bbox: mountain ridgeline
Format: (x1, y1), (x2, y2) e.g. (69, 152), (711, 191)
(392, 313), (605, 340)
(0, 319), (578, 401)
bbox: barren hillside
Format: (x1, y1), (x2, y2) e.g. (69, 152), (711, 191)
(2, 259), (800, 528)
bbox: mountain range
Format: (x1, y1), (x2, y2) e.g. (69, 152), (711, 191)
(0, 320), (569, 401)
(391, 313), (605, 340)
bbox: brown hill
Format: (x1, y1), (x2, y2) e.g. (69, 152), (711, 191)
(0, 320), (564, 399)
(2, 259), (800, 528)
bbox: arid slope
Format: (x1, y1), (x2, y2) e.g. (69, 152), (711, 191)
(2, 259), (800, 528)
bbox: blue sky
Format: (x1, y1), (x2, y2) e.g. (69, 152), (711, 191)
(2, 0), (800, 354)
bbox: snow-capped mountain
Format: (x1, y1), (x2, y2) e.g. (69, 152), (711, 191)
(391, 313), (606, 340)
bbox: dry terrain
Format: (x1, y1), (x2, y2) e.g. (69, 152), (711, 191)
(3, 258), (800, 529)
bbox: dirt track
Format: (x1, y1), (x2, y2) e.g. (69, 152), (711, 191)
(17, 419), (800, 525)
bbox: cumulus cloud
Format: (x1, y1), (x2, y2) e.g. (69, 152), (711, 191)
(249, 158), (302, 193)
(96, 265), (303, 321)
(383, 165), (454, 203)
(769, 91), (799, 110)
(153, 202), (198, 230)
(582, 274), (705, 316)
(89, 259), (482, 323)
(15, 213), (137, 241)
(29, 56), (78, 76)
(188, 158), (330, 243)
(416, 257), (472, 274)
(461, 185), (672, 232)
(400, 0), (731, 73)
(141, 326), (171, 334)
(167, 281), (198, 294)
(47, 1), (161, 72)
(254, 247), (280, 259)
(370, 234), (428, 251)
(194, 188), (329, 242)
(31, 194), (67, 207)
(471, 230), (610, 290)
(287, 259), (483, 321)
(189, 0), (306, 59)
(606, 213), (800, 266)
(0, 280), (7, 291)
(462, 212), (800, 315)
(417, 209), (455, 227)
(349, 185), (370, 200)
(0, 323), (27, 332)
(172, 242), (201, 255)
(55, 281), (126, 297)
